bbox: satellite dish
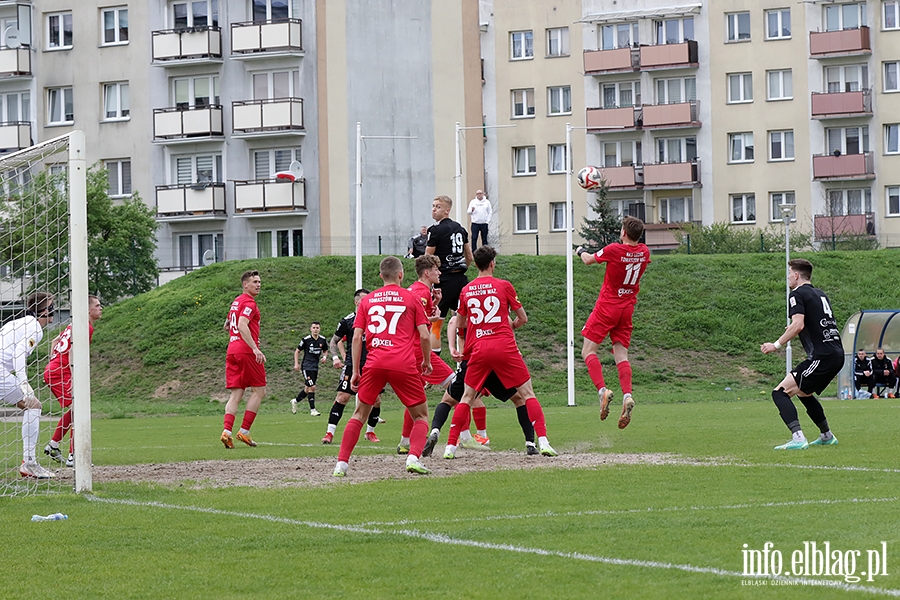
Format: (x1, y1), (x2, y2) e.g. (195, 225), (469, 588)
(274, 161), (303, 182)
(5, 26), (20, 49)
(202, 249), (215, 266)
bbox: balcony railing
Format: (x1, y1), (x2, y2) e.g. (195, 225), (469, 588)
(0, 47), (31, 77)
(156, 182), (226, 217)
(811, 89), (872, 118)
(234, 179), (306, 213)
(586, 106), (637, 131)
(642, 100), (700, 129)
(152, 26), (222, 62)
(642, 160), (700, 187)
(639, 40), (698, 70)
(810, 26), (870, 57)
(812, 151), (874, 180)
(231, 19), (303, 55)
(583, 47), (639, 74)
(814, 212), (874, 239)
(0, 122), (31, 151)
(232, 98), (304, 134)
(153, 105), (224, 139)
(597, 165), (639, 188)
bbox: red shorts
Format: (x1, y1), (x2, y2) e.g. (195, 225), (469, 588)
(226, 353), (267, 389)
(581, 302), (635, 347)
(357, 367), (426, 408)
(464, 343), (530, 391)
(422, 353), (455, 386)
(44, 371), (73, 408)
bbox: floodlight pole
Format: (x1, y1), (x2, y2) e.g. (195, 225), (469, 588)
(454, 122), (516, 223)
(780, 203), (794, 375)
(354, 122), (417, 289)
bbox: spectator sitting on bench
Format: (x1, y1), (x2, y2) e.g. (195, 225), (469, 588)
(853, 348), (874, 398)
(870, 348), (896, 399)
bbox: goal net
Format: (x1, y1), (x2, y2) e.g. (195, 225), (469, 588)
(0, 131), (91, 496)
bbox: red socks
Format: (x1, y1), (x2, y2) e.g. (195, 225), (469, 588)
(585, 353), (605, 390)
(240, 410), (257, 431)
(617, 361), (633, 395)
(402, 409), (414, 437)
(223, 413), (236, 433)
(472, 406), (486, 431)
(52, 410), (72, 443)
(525, 398), (547, 437)
(447, 403), (471, 446)
(409, 418), (428, 457)
(338, 418), (364, 462)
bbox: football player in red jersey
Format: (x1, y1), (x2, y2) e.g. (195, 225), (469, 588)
(577, 215), (651, 429)
(221, 270), (267, 449)
(333, 256), (433, 477)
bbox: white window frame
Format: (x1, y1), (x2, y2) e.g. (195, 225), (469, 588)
(513, 146), (537, 176)
(887, 186), (900, 216)
(770, 191), (796, 222)
(550, 202), (572, 232)
(728, 73), (753, 103)
(257, 229), (303, 258)
(105, 159), (132, 197)
(766, 8), (792, 39)
(769, 130), (795, 161)
(825, 64), (868, 93)
(514, 204), (538, 233)
(827, 188), (872, 215)
(173, 75), (220, 108)
(657, 137), (696, 163)
(547, 86), (571, 116)
(654, 17), (694, 44)
(101, 6), (128, 46)
(179, 232), (224, 269)
(885, 1), (900, 30)
(511, 88), (535, 118)
(658, 197), (690, 223)
(601, 22), (639, 50)
(47, 87), (74, 125)
(548, 144), (567, 174)
(826, 126), (869, 154)
(103, 82), (130, 121)
(601, 81), (641, 108)
(252, 0), (295, 22)
(603, 140), (641, 167)
(546, 27), (569, 57)
(253, 147), (302, 180)
(47, 12), (73, 50)
(726, 12), (751, 42)
(729, 132), (755, 163)
(251, 69), (300, 100)
(767, 69), (793, 100)
(886, 124), (900, 154)
(173, 153), (223, 185)
(0, 91), (30, 122)
(885, 62), (900, 92)
(655, 77), (696, 104)
(171, 1), (219, 29)
(824, 2), (867, 32)
(731, 193), (756, 223)
(510, 30), (534, 60)
(613, 199), (645, 219)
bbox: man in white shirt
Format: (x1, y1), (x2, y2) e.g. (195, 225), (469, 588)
(1, 292), (56, 479)
(467, 190), (492, 250)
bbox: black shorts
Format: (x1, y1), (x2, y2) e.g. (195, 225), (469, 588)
(302, 369), (319, 388)
(336, 363), (356, 396)
(792, 354), (844, 395)
(448, 360), (517, 403)
(437, 270), (469, 317)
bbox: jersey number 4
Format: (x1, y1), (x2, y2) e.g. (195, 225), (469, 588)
(367, 305), (406, 334)
(466, 296), (502, 325)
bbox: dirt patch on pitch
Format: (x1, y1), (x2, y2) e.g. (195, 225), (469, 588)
(53, 451), (729, 489)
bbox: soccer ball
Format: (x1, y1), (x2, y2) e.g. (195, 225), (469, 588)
(576, 166), (602, 190)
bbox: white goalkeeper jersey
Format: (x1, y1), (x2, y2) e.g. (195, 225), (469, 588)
(0, 315), (44, 385)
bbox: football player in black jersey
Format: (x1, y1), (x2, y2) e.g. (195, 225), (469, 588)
(761, 259), (843, 449)
(291, 322), (328, 416)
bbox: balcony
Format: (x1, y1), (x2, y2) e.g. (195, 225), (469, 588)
(814, 213), (874, 239)
(232, 98), (304, 137)
(231, 19), (303, 58)
(812, 151), (874, 180)
(639, 40), (698, 71)
(597, 165), (639, 189)
(156, 183), (226, 220)
(153, 105), (224, 141)
(642, 100), (700, 129)
(234, 179), (306, 214)
(583, 47), (639, 74)
(586, 106), (637, 131)
(810, 26), (870, 57)
(643, 222), (689, 251)
(0, 47), (31, 77)
(0, 122), (30, 152)
(642, 160), (700, 187)
(811, 89), (871, 119)
(151, 27), (222, 64)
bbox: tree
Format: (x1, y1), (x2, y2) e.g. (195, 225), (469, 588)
(577, 181), (622, 251)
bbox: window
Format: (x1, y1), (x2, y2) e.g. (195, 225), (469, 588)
(614, 199), (646, 220)
(174, 75), (220, 108)
(770, 191), (796, 222)
(827, 188), (871, 215)
(657, 137), (696, 163)
(253, 0), (292, 22)
(729, 133), (754, 163)
(767, 70), (793, 100)
(103, 82), (130, 120)
(824, 2), (866, 32)
(47, 12), (73, 49)
(726, 12), (751, 42)
(252, 70), (300, 100)
(655, 77), (696, 104)
(728, 73), (753, 103)
(603, 141), (641, 167)
(547, 86), (571, 115)
(826, 126), (869, 154)
(253, 147), (301, 179)
(105, 159), (132, 197)
(888, 124), (900, 154)
(766, 9), (791, 39)
(511, 89), (535, 118)
(514, 204), (538, 233)
(601, 22), (639, 49)
(102, 7), (128, 45)
(886, 1), (900, 30)
(731, 193), (756, 223)
(510, 31), (533, 60)
(659, 197), (689, 223)
(513, 146), (536, 175)
(172, 1), (219, 29)
(885, 62), (900, 92)
(602, 81), (641, 108)
(550, 202), (572, 231)
(47, 87), (73, 124)
(174, 154), (222, 184)
(654, 17), (694, 44)
(548, 144), (567, 174)
(825, 64), (868, 93)
(0, 91), (30, 122)
(546, 27), (569, 56)
(887, 186), (900, 215)
(769, 130), (795, 161)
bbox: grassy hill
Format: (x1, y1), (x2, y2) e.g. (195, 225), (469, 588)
(82, 250), (900, 417)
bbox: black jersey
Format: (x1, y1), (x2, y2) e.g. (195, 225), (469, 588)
(333, 312), (368, 368)
(427, 218), (469, 273)
(789, 283), (843, 360)
(297, 335), (328, 370)
(854, 356), (873, 376)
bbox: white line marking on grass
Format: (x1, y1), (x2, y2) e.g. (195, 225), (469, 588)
(86, 495), (900, 597)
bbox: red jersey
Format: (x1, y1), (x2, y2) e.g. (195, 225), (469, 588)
(227, 293), (260, 356)
(591, 242), (650, 306)
(456, 276), (521, 354)
(353, 284), (428, 373)
(44, 323), (95, 380)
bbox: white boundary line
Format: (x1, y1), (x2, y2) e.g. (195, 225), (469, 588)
(85, 495), (900, 597)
